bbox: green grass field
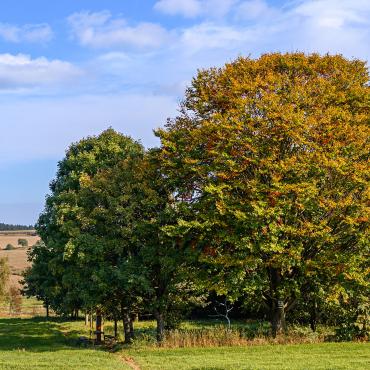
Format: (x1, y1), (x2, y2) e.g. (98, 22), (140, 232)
(0, 318), (368, 370)
(127, 343), (370, 370)
(0, 318), (128, 370)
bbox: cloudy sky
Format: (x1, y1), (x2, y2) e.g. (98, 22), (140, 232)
(0, 0), (369, 225)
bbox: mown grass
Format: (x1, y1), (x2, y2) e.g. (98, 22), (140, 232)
(127, 343), (370, 370)
(0, 318), (369, 369)
(0, 318), (128, 369)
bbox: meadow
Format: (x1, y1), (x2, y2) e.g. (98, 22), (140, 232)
(0, 318), (368, 370)
(0, 231), (44, 317)
(0, 230), (39, 288)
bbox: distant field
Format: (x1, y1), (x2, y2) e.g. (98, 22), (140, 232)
(0, 231), (40, 288)
(0, 231), (39, 250)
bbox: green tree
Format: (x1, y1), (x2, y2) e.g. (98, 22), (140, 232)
(157, 53), (370, 336)
(74, 149), (202, 342)
(34, 128), (143, 319)
(22, 241), (57, 317)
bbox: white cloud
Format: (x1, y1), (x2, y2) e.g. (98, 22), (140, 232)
(154, 0), (237, 18)
(67, 11), (169, 49)
(177, 0), (370, 60)
(181, 23), (255, 53)
(154, 0), (202, 17)
(0, 23), (52, 43)
(0, 54), (82, 89)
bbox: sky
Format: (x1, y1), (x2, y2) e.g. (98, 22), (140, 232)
(0, 0), (369, 225)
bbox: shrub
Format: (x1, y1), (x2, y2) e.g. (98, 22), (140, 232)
(334, 314), (369, 342)
(18, 239), (28, 247)
(4, 244), (15, 250)
(8, 286), (22, 314)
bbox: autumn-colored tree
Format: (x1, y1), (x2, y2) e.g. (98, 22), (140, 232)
(8, 286), (22, 315)
(0, 257), (9, 302)
(157, 53), (370, 335)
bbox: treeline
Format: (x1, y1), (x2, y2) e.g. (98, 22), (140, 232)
(22, 53), (369, 343)
(0, 223), (34, 231)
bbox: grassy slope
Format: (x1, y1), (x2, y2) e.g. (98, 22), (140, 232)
(0, 318), (128, 370)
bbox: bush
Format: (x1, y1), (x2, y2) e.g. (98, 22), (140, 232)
(18, 239), (28, 247)
(8, 285), (22, 314)
(334, 313), (369, 342)
(4, 244), (15, 250)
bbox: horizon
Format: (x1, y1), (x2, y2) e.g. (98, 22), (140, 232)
(0, 0), (369, 224)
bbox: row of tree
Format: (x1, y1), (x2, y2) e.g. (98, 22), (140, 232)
(0, 223), (34, 231)
(23, 53), (369, 342)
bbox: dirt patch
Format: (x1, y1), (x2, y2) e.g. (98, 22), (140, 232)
(117, 354), (141, 370)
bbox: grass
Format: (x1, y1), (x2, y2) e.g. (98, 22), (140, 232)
(0, 318), (128, 369)
(0, 297), (45, 317)
(0, 317), (369, 369)
(127, 343), (370, 370)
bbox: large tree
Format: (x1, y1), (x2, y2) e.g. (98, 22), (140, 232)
(33, 129), (143, 319)
(74, 149), (201, 342)
(157, 53), (370, 335)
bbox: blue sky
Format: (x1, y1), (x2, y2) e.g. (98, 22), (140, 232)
(0, 0), (369, 225)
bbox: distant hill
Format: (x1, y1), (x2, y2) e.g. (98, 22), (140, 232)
(0, 223), (34, 231)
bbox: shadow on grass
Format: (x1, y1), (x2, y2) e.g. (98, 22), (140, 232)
(0, 317), (85, 352)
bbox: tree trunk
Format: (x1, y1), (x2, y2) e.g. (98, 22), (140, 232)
(96, 310), (102, 344)
(129, 314), (135, 339)
(114, 318), (118, 339)
(272, 299), (286, 337)
(122, 309), (132, 344)
(155, 311), (165, 343)
(270, 267), (287, 337)
(310, 299), (317, 332)
(45, 302), (49, 319)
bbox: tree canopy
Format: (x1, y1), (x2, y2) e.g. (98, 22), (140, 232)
(23, 53), (369, 341)
(157, 53), (370, 335)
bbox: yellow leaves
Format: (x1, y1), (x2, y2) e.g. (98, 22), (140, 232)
(79, 173), (92, 188)
(232, 210), (248, 221)
(63, 239), (75, 260)
(216, 200), (226, 215)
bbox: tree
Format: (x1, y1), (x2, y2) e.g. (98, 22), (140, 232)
(0, 257), (9, 302)
(33, 129), (144, 325)
(74, 149), (203, 342)
(22, 241), (56, 318)
(8, 286), (22, 315)
(157, 53), (370, 336)
(0, 223), (33, 231)
(18, 239), (28, 247)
